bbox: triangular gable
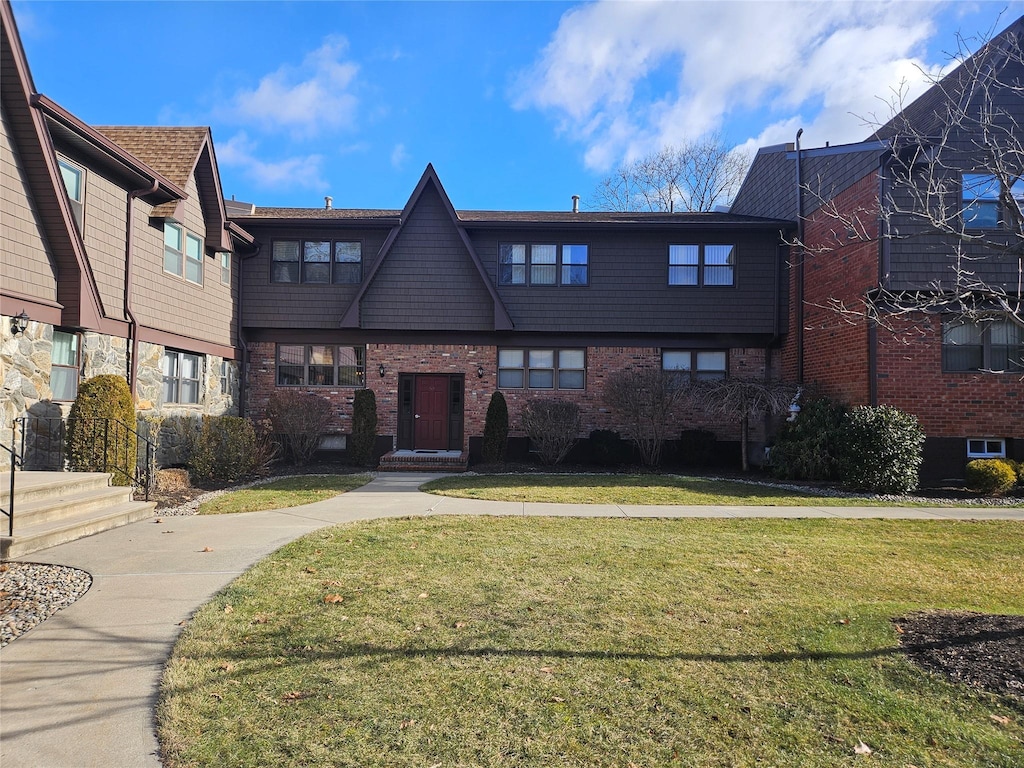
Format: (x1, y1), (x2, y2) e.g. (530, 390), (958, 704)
(0, 1), (104, 329)
(341, 164), (513, 330)
(95, 126), (233, 251)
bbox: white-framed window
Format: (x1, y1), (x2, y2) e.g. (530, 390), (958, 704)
(967, 438), (1006, 459)
(164, 223), (184, 276)
(499, 243), (589, 286)
(669, 244), (735, 286)
(662, 349), (728, 381)
(57, 156), (85, 231)
(962, 173), (1024, 229)
(271, 240), (362, 284)
(185, 232), (203, 285)
(276, 344), (365, 387)
(219, 252), (231, 284)
(49, 330), (80, 401)
(161, 350), (202, 404)
(497, 348), (585, 390)
(220, 360), (229, 394)
(942, 317), (1023, 372)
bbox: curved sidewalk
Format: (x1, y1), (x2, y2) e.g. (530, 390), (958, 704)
(2, 473), (1022, 768)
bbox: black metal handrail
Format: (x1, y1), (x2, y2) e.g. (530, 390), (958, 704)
(14, 415), (154, 501)
(1, 438), (20, 537)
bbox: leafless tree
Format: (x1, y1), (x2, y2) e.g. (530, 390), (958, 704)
(798, 20), (1024, 348)
(604, 368), (688, 467)
(590, 134), (750, 212)
(685, 378), (798, 472)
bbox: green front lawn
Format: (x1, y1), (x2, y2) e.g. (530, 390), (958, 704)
(159, 517), (1023, 767)
(198, 474), (372, 515)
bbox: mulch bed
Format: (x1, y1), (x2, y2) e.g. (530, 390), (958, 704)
(896, 612), (1024, 702)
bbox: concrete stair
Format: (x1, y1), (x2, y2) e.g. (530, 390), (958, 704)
(378, 450), (469, 472)
(0, 471), (155, 559)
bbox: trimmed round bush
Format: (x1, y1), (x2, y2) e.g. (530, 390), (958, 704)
(965, 459), (1017, 495)
(66, 374), (136, 486)
(837, 405), (924, 494)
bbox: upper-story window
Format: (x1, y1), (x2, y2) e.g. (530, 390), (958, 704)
(272, 240), (362, 284)
(669, 244), (735, 286)
(962, 173), (1024, 228)
(662, 349), (728, 382)
(57, 157), (85, 231)
(499, 243), (589, 286)
(942, 317), (1023, 372)
(164, 223), (203, 285)
(219, 252), (231, 285)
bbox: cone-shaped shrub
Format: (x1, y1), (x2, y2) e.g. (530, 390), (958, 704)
(482, 391), (509, 464)
(349, 388), (378, 467)
(66, 374), (136, 485)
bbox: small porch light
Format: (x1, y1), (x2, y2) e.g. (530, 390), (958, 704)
(11, 310), (29, 335)
(378, 363), (386, 378)
(477, 366), (485, 378)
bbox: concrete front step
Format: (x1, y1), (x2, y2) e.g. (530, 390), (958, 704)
(378, 450), (469, 473)
(0, 470), (155, 559)
(1, 501), (156, 559)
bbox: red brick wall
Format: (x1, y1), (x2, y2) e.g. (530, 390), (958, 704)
(245, 342), (776, 449)
(875, 315), (1024, 438)
(787, 171), (880, 404)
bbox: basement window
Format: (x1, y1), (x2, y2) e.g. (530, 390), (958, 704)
(967, 438), (1006, 459)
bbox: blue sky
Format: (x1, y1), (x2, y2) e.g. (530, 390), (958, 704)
(12, 0), (1024, 211)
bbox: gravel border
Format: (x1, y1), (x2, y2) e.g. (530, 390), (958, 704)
(0, 562), (92, 648)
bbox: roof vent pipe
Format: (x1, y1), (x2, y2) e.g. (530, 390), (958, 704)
(571, 194), (579, 213)
(324, 196), (333, 210)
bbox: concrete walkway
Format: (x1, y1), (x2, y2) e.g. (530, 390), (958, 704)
(2, 473), (1022, 768)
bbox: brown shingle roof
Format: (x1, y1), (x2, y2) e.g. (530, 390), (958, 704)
(93, 126), (208, 188)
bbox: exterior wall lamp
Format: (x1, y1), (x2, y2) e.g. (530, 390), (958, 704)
(378, 363), (386, 378)
(476, 366), (484, 378)
(11, 310), (29, 335)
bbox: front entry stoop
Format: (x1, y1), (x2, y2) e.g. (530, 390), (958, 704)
(0, 471), (156, 559)
(378, 450), (469, 472)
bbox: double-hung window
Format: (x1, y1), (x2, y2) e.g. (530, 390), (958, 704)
(942, 317), (1023, 372)
(161, 350), (202, 404)
(662, 350), (728, 382)
(272, 240), (362, 284)
(276, 345), (365, 387)
(185, 232), (203, 284)
(669, 244), (735, 286)
(497, 348), (585, 389)
(164, 223), (203, 283)
(962, 173), (1024, 228)
(49, 330), (80, 401)
(499, 244), (588, 286)
(219, 252), (231, 284)
(58, 157), (85, 231)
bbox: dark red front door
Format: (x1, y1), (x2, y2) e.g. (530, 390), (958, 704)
(414, 375), (449, 450)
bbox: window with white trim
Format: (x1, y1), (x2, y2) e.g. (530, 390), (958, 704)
(276, 345), (365, 387)
(219, 252), (231, 284)
(497, 348), (585, 389)
(669, 244), (735, 286)
(49, 330), (80, 401)
(161, 350), (202, 404)
(164, 223), (184, 276)
(662, 349), (728, 381)
(58, 157), (85, 231)
(185, 232), (203, 285)
(499, 243), (589, 286)
(967, 438), (1006, 459)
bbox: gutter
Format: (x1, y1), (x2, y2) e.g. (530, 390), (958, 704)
(235, 240), (262, 417)
(125, 181), (160, 397)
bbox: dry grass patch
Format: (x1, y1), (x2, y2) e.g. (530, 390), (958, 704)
(198, 474), (372, 515)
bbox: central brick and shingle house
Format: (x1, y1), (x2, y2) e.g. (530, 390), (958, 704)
(233, 165), (793, 463)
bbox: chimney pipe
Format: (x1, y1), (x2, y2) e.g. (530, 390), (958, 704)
(571, 194), (579, 213)
(324, 196), (333, 210)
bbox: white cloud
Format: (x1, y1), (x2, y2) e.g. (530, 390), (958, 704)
(227, 36), (359, 138)
(390, 143), (410, 169)
(514, 1), (950, 170)
(217, 132), (327, 191)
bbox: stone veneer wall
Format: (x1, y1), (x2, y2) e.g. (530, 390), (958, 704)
(245, 341), (778, 453)
(1, 315), (237, 469)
